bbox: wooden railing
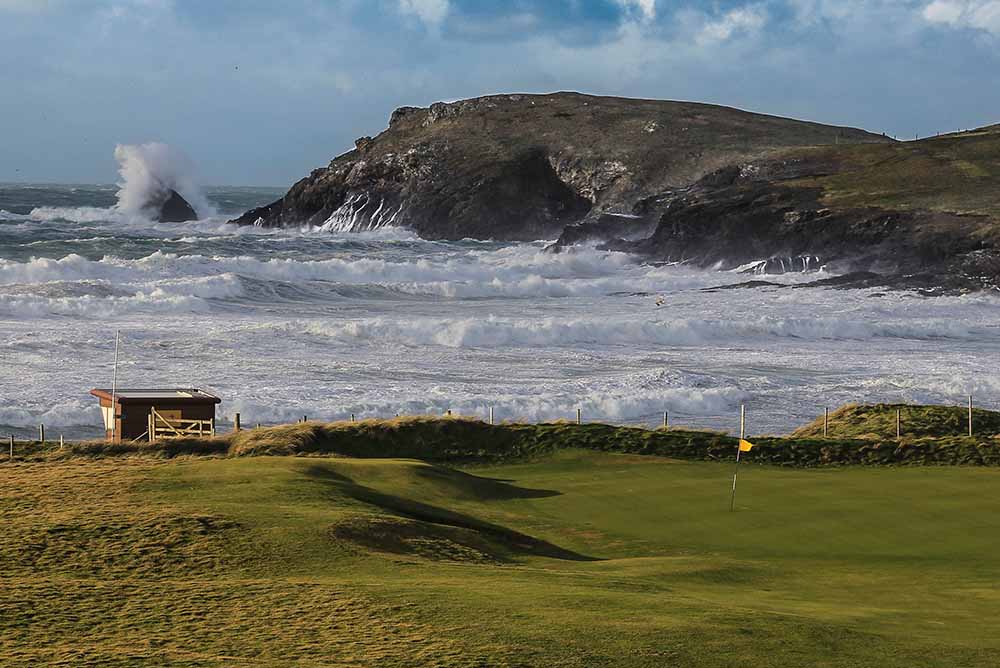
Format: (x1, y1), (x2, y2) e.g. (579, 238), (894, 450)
(148, 408), (215, 442)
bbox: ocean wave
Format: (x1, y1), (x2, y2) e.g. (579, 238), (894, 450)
(0, 210), (32, 221)
(0, 367), (744, 430)
(295, 314), (990, 348)
(0, 274), (245, 316)
(0, 400), (98, 429)
(1, 243), (994, 319)
(0, 246), (695, 297)
(220, 387), (746, 426)
(28, 206), (140, 224)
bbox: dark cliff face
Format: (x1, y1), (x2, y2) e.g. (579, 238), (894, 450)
(626, 179), (988, 276)
(230, 92), (890, 239)
(554, 152), (1000, 290)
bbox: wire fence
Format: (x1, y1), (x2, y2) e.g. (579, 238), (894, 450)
(4, 394), (992, 456)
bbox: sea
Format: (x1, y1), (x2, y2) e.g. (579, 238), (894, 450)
(3, 181), (1000, 440)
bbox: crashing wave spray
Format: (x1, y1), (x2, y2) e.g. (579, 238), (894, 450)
(318, 192), (405, 232)
(113, 143), (213, 219)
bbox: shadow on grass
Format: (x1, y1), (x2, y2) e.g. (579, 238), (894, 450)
(411, 464), (562, 500)
(301, 463), (598, 563)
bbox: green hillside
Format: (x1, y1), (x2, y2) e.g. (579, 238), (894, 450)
(4, 450), (1000, 666)
(787, 124), (1000, 225)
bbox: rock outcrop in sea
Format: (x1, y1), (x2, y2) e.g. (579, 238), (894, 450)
(155, 189), (198, 223)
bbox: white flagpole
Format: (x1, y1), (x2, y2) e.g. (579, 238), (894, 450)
(730, 404), (745, 512)
(110, 329), (120, 442)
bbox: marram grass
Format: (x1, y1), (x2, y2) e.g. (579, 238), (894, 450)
(13, 404), (1000, 467)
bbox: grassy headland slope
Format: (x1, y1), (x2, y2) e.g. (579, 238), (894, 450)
(793, 125), (1000, 220)
(4, 452), (1000, 666)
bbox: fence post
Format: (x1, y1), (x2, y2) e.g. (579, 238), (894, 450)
(234, 413), (241, 433)
(896, 409), (901, 439)
(59, 435), (64, 449)
(39, 424), (45, 444)
(968, 395), (973, 437)
(148, 413), (154, 443)
(663, 411), (668, 428)
(303, 415), (307, 423)
(577, 408), (582, 425)
(8, 435), (12, 460)
(489, 406), (494, 425)
(824, 407), (829, 438)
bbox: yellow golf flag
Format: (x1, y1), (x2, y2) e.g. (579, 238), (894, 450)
(739, 439), (755, 452)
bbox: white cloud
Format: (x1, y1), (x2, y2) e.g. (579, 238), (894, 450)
(617, 0), (656, 21)
(785, 0), (859, 25)
(696, 5), (767, 44)
(398, 0), (449, 26)
(922, 0), (1000, 34)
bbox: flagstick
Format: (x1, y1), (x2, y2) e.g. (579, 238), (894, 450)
(730, 404), (745, 512)
(110, 329), (120, 442)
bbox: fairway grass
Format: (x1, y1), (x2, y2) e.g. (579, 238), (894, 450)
(3, 451), (999, 666)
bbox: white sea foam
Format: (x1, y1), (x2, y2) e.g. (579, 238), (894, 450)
(0, 404), (97, 429)
(215, 386), (745, 426)
(0, 245), (716, 297)
(5, 187), (1000, 437)
(297, 314), (992, 348)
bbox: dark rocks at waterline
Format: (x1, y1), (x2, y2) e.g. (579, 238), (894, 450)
(704, 270), (992, 296)
(739, 256), (823, 275)
(600, 164), (997, 289)
(546, 212), (658, 253)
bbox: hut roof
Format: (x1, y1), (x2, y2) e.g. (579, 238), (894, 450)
(90, 388), (221, 404)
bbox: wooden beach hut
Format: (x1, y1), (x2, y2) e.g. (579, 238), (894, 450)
(89, 388), (221, 442)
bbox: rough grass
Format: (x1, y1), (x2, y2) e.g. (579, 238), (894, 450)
(784, 125), (1000, 224)
(4, 453), (1000, 666)
(14, 405), (1000, 467)
(793, 402), (1000, 439)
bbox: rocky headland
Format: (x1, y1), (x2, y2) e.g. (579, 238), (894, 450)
(231, 92), (1000, 291)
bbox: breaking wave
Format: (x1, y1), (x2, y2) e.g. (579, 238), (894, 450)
(21, 143), (213, 224)
(0, 245), (757, 303)
(113, 142), (213, 218)
(0, 367), (746, 430)
(297, 314), (991, 348)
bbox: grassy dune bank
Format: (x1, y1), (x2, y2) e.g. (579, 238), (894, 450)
(14, 403), (1000, 466)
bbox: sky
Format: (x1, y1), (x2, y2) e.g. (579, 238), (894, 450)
(2, 0), (1000, 186)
